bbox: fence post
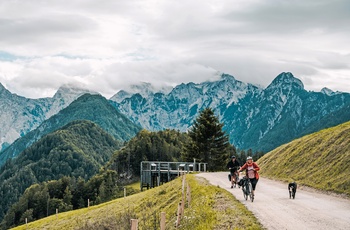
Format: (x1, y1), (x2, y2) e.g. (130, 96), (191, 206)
(160, 212), (166, 230)
(181, 175), (186, 216)
(187, 183), (191, 208)
(130, 219), (138, 230)
(124, 187), (126, 198)
(25, 218), (28, 229)
(56, 208), (58, 220)
(88, 199), (90, 208)
(176, 202), (182, 228)
(176, 175), (187, 228)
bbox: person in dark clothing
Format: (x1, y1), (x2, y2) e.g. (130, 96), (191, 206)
(226, 156), (240, 188)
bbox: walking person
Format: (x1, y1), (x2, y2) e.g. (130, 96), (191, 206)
(238, 156), (260, 196)
(227, 156), (240, 188)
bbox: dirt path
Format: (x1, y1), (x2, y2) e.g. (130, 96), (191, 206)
(197, 172), (350, 230)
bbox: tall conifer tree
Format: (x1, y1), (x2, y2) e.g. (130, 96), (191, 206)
(183, 108), (230, 171)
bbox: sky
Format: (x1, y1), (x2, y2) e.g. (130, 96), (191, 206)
(0, 0), (349, 99)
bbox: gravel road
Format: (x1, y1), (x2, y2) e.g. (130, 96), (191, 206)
(197, 172), (350, 230)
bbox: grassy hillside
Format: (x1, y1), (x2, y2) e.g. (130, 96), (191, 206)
(257, 121), (350, 196)
(12, 174), (262, 230)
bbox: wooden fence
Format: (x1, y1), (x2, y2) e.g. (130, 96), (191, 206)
(23, 174), (191, 230)
(129, 173), (191, 229)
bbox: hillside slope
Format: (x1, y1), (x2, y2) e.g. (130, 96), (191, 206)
(11, 174), (262, 230)
(257, 121), (350, 196)
(0, 120), (121, 224)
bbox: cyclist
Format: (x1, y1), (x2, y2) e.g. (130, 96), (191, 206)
(226, 156), (240, 188)
(238, 156), (260, 196)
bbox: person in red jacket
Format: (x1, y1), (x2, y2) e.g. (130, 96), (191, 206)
(238, 156), (260, 196)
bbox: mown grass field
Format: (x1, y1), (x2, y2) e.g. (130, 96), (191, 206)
(257, 121), (350, 196)
(12, 174), (263, 230)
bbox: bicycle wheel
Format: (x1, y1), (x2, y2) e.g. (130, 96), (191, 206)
(233, 174), (238, 188)
(248, 182), (254, 202)
(242, 184), (248, 200)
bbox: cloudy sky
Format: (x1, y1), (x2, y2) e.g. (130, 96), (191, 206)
(0, 0), (349, 99)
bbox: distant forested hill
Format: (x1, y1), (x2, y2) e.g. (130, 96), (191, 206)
(0, 93), (142, 166)
(0, 120), (121, 224)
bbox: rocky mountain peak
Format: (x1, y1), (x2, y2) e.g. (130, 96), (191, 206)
(267, 72), (304, 90)
(53, 84), (96, 99)
(221, 73), (236, 82)
(0, 83), (11, 96)
(321, 87), (336, 96)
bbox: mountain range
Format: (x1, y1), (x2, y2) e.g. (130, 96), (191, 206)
(111, 72), (350, 152)
(0, 84), (96, 151)
(1, 72), (350, 157)
(0, 94), (141, 166)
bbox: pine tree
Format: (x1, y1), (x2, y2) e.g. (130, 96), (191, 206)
(183, 108), (230, 171)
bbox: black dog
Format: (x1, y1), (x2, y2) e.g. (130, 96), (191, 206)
(288, 182), (297, 199)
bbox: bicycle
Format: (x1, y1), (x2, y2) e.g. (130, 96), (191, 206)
(228, 168), (239, 188)
(241, 176), (254, 202)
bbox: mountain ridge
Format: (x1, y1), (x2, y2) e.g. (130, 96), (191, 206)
(0, 93), (141, 166)
(111, 72), (350, 152)
(1, 72), (350, 153)
(0, 84), (96, 151)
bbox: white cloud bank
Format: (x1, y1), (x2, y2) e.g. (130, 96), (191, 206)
(0, 0), (349, 98)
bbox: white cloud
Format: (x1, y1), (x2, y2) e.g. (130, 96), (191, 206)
(0, 0), (349, 98)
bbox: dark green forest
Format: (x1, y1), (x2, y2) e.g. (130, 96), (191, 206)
(106, 129), (190, 179)
(0, 120), (121, 227)
(1, 128), (190, 229)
